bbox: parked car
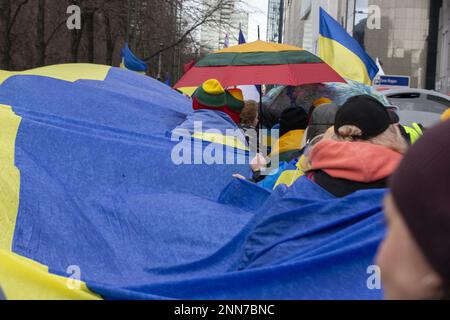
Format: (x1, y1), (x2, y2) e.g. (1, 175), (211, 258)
(380, 88), (450, 128)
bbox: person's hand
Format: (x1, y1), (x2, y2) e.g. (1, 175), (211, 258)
(250, 153), (267, 172)
(232, 174), (246, 180)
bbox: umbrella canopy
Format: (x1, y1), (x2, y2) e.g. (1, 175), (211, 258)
(266, 80), (390, 111)
(261, 80), (392, 128)
(175, 40), (345, 88)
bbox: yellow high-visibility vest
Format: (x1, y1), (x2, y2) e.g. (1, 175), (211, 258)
(403, 123), (423, 144)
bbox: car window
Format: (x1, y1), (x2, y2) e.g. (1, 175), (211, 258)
(427, 94), (450, 109)
(388, 97), (447, 114)
(388, 98), (425, 111)
(396, 110), (441, 128)
(387, 93), (421, 99)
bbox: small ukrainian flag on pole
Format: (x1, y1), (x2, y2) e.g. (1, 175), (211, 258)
(120, 43), (148, 74)
(318, 8), (379, 86)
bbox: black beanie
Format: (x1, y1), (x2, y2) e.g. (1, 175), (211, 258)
(390, 121), (450, 289)
(279, 107), (308, 137)
(335, 95), (396, 140)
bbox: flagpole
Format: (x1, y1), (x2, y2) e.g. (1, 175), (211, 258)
(258, 84), (263, 153)
(257, 25), (262, 152)
(257, 24), (262, 152)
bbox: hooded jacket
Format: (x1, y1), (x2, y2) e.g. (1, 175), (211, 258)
(308, 139), (403, 197)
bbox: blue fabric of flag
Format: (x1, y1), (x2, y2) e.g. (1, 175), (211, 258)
(238, 30), (247, 45)
(120, 43), (148, 73)
(0, 65), (386, 300)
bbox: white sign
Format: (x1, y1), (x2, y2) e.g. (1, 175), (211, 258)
(374, 75), (411, 89)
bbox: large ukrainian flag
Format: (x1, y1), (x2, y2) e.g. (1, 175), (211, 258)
(0, 64), (386, 300)
(318, 8), (379, 86)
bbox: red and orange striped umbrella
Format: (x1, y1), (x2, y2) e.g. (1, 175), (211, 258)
(175, 40), (345, 88)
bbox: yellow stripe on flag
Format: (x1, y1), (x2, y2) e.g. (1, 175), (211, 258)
(0, 104), (100, 300)
(274, 169), (305, 189)
(120, 58), (146, 75)
(318, 36), (371, 85)
(0, 64), (111, 85)
(178, 87), (198, 97)
(0, 105), (21, 251)
(192, 132), (249, 151)
(0, 249), (101, 300)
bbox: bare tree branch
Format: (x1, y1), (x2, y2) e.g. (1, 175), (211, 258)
(8, 0), (30, 36)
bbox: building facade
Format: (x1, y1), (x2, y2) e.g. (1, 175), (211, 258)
(363, 0), (432, 89)
(282, 0), (445, 91)
(200, 0), (249, 52)
(283, 0), (307, 49)
(283, 0), (341, 52)
(436, 0), (450, 94)
(267, 0), (283, 43)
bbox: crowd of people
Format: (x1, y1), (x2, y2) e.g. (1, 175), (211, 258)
(186, 78), (450, 300)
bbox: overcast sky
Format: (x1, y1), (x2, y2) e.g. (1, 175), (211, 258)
(243, 0), (268, 42)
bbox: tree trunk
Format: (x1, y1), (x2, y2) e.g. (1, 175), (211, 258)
(0, 0), (11, 69)
(71, 29), (81, 62)
(85, 11), (95, 63)
(36, 0), (46, 67)
(104, 13), (113, 66)
(71, 12), (85, 63)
